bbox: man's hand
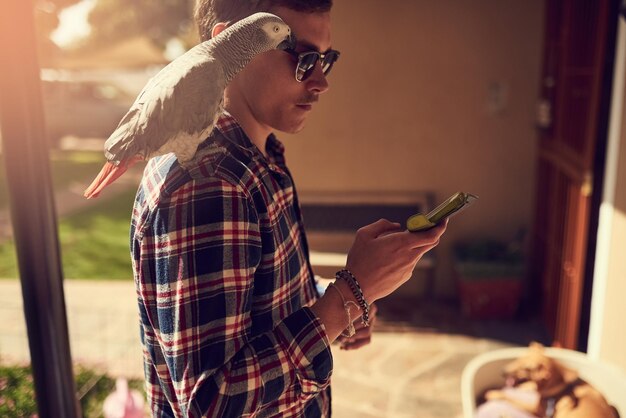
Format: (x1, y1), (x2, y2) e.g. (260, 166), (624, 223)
(345, 218), (447, 304)
(310, 218), (447, 344)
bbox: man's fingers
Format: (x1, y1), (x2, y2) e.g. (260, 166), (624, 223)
(358, 218), (402, 238)
(405, 219), (448, 249)
(369, 303), (378, 318)
(340, 336), (371, 350)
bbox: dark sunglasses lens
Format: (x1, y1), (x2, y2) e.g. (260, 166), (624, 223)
(321, 51), (339, 75)
(297, 53), (319, 81)
(294, 50), (340, 81)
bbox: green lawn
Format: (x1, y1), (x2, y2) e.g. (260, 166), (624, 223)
(60, 189), (137, 279)
(0, 149), (138, 279)
(0, 189), (136, 279)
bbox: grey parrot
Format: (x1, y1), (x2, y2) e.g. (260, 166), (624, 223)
(84, 12), (293, 198)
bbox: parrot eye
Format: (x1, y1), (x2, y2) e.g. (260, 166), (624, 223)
(273, 25), (280, 33)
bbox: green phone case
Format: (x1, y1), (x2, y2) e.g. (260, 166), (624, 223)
(406, 191), (478, 232)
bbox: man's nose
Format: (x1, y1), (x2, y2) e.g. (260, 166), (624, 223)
(305, 62), (330, 94)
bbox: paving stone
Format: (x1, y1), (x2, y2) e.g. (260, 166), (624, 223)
(0, 279), (548, 417)
(330, 373), (390, 415)
(331, 403), (382, 418)
(404, 352), (475, 402)
(394, 396), (463, 418)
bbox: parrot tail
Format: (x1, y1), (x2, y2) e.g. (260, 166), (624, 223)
(83, 158), (139, 199)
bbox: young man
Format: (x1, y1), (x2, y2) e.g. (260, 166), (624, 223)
(130, 0), (447, 416)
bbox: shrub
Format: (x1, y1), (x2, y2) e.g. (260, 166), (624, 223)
(0, 365), (36, 418)
(0, 364), (145, 418)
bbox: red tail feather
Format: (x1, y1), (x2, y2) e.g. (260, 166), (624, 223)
(83, 161), (129, 199)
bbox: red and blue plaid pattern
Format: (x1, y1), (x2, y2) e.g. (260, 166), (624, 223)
(130, 113), (332, 417)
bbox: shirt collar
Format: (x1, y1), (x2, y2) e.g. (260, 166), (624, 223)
(215, 111), (285, 165)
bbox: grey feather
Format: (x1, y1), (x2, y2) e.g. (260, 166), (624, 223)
(103, 12), (292, 165)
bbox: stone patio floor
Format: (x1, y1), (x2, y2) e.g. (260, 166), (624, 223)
(0, 279), (549, 418)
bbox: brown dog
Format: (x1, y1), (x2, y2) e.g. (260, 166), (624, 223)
(484, 343), (619, 418)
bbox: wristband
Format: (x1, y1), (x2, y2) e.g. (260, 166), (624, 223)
(335, 269), (370, 326)
(326, 283), (360, 338)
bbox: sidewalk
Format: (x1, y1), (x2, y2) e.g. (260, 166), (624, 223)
(0, 278), (547, 418)
(0, 279), (144, 378)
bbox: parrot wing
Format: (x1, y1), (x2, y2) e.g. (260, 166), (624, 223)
(103, 48), (226, 164)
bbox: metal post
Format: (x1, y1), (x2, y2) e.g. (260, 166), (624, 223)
(0, 2), (80, 417)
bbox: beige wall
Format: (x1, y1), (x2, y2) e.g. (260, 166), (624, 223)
(594, 70), (626, 371)
(601, 130), (626, 371)
(280, 0), (544, 296)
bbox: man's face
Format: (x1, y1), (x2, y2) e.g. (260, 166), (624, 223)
(226, 6), (332, 135)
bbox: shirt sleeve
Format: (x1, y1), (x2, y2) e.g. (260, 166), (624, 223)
(133, 178), (332, 417)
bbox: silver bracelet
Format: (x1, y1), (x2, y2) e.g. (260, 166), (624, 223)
(326, 283), (360, 337)
(336, 269), (370, 326)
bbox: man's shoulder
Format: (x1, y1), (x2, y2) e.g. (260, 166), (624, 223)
(140, 153), (190, 199)
(131, 142), (256, 239)
(188, 128), (260, 190)
(137, 129), (260, 207)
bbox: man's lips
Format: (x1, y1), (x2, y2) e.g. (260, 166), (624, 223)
(296, 99), (317, 111)
(296, 95), (319, 110)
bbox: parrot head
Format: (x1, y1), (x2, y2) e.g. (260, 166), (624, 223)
(252, 12), (294, 51)
(209, 12), (295, 83)
(228, 12), (294, 53)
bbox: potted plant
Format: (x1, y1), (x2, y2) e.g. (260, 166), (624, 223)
(453, 230), (525, 319)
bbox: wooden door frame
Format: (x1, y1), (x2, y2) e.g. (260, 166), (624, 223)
(530, 0), (620, 350)
(578, 2), (621, 352)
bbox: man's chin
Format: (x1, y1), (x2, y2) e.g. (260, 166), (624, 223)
(275, 116), (308, 135)
(275, 127), (305, 136)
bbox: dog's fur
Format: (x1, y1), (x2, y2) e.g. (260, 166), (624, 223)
(484, 343), (619, 418)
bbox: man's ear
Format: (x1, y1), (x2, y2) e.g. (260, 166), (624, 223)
(211, 22), (229, 38)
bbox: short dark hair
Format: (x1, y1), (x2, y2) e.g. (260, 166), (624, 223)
(195, 0), (332, 41)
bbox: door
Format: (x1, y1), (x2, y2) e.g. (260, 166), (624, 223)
(531, 0), (618, 349)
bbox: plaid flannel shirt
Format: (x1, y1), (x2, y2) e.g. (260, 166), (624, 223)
(130, 112), (333, 417)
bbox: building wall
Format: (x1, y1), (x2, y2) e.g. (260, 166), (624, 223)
(602, 118), (626, 371)
(592, 41), (626, 370)
(280, 0), (544, 296)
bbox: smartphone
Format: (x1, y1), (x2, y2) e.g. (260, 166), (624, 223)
(407, 191), (478, 232)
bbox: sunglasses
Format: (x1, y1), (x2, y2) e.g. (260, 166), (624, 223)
(283, 48), (340, 82)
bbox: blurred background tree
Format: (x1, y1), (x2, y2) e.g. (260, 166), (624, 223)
(35, 0), (82, 65)
(83, 0), (197, 50)
(34, 0), (198, 67)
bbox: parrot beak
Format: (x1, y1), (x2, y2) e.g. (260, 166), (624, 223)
(276, 32), (296, 51)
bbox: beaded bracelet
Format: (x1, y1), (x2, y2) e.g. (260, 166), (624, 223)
(326, 283), (360, 337)
(335, 269), (370, 326)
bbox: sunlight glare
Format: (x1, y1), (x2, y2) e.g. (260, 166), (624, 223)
(50, 0), (96, 48)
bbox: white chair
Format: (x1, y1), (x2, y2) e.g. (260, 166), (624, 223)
(461, 346), (626, 418)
